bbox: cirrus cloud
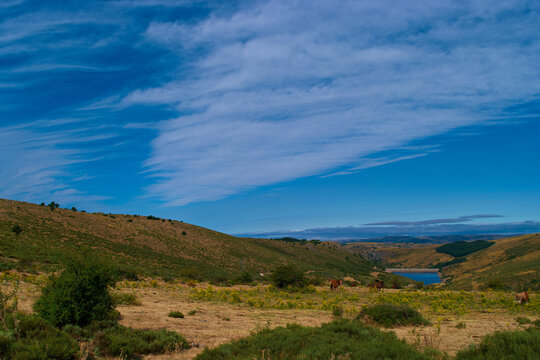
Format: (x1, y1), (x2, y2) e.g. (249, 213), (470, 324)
(125, 0), (540, 205)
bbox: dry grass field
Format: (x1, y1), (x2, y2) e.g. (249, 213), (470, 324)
(4, 276), (539, 359)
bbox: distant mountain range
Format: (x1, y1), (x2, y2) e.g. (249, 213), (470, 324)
(340, 234), (512, 244)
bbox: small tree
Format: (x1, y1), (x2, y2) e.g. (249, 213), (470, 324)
(47, 201), (59, 211)
(11, 225), (22, 236)
(71, 206), (77, 212)
(270, 265), (307, 289)
(34, 257), (116, 327)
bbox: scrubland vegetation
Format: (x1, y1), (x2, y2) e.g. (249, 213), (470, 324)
(359, 304), (430, 327)
(1, 199), (540, 359)
(0, 199), (373, 282)
(195, 319), (436, 360)
(0, 259), (189, 359)
(1, 265), (539, 359)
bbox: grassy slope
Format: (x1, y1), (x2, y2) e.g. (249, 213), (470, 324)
(0, 199), (372, 279)
(346, 234), (540, 290)
(442, 233), (540, 290)
(344, 242), (453, 268)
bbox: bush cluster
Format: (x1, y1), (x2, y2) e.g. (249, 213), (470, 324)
(270, 265), (307, 289)
(34, 258), (116, 327)
(0, 313), (79, 360)
(234, 271), (253, 284)
(195, 319), (432, 360)
(0, 258), (191, 359)
(94, 324), (189, 357)
(358, 304), (430, 328)
(455, 328), (540, 360)
(168, 311), (184, 318)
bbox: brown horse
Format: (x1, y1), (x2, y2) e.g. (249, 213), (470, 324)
(515, 291), (530, 305)
(329, 279), (343, 290)
(369, 279), (385, 290)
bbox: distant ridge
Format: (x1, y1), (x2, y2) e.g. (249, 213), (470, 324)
(342, 234), (511, 244)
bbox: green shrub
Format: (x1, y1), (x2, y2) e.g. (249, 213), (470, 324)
(234, 272), (253, 284)
(515, 316), (532, 325)
(270, 265), (307, 289)
(180, 266), (201, 280)
(358, 304), (430, 328)
(485, 278), (506, 291)
(168, 311), (184, 318)
(34, 257), (116, 327)
(111, 292), (141, 306)
(0, 313), (79, 360)
(0, 261), (14, 272)
(11, 225), (22, 236)
(188, 310), (197, 316)
(307, 275), (325, 286)
(456, 328), (540, 360)
(456, 322), (467, 329)
(48, 201), (60, 211)
(94, 324), (189, 357)
(195, 319), (431, 360)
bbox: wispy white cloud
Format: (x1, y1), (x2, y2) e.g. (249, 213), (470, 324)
(124, 0), (540, 205)
(0, 125), (109, 204)
(2, 1), (539, 209)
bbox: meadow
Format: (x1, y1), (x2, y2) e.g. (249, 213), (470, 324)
(4, 272), (539, 359)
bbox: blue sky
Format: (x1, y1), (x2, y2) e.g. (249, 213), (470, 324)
(1, 0), (539, 238)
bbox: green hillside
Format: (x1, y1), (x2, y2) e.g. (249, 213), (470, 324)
(0, 199), (373, 281)
(344, 233), (540, 290)
(442, 233), (540, 291)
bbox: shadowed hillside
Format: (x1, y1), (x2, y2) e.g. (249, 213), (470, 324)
(0, 199), (373, 280)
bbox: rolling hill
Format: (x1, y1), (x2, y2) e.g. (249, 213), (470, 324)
(441, 233), (540, 290)
(345, 234), (540, 290)
(344, 242), (453, 267)
(0, 199), (374, 281)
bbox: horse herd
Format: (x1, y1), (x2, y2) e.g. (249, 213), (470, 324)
(329, 278), (385, 291)
(328, 278), (531, 305)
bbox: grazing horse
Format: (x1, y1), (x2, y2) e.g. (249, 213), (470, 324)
(329, 279), (343, 290)
(369, 279), (385, 290)
(515, 291), (530, 305)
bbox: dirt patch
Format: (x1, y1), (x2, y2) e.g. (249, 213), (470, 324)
(118, 287), (333, 359)
(392, 312), (526, 355)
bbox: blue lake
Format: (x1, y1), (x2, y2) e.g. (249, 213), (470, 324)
(393, 272), (441, 285)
